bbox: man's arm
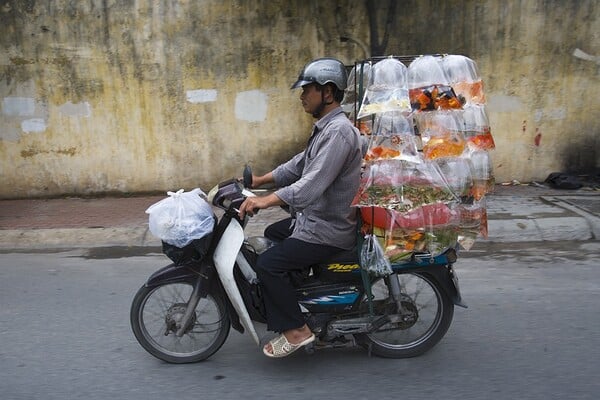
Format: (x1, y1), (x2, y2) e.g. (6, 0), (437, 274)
(238, 192), (285, 219)
(251, 172), (275, 188)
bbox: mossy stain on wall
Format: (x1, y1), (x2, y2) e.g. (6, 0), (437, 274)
(21, 146), (77, 158)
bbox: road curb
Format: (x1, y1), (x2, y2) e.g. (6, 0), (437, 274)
(0, 227), (161, 250)
(541, 196), (600, 239)
(483, 217), (594, 243)
(1, 216), (596, 251)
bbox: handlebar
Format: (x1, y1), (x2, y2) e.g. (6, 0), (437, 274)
(208, 165), (257, 217)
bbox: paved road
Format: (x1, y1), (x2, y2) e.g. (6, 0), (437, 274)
(1, 240), (599, 400)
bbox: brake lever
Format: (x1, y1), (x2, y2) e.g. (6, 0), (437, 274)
(243, 164), (253, 188)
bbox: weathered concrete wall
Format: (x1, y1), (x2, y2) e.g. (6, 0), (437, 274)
(388, 0), (600, 185)
(0, 0), (598, 198)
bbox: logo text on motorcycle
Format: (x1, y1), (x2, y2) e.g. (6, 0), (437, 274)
(326, 263), (360, 272)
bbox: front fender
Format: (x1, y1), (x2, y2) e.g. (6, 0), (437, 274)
(145, 263), (200, 287)
(144, 261), (246, 334)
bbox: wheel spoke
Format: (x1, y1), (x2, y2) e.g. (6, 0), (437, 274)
(132, 282), (230, 362)
(366, 273), (445, 350)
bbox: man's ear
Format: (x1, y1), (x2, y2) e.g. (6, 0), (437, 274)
(324, 84), (335, 101)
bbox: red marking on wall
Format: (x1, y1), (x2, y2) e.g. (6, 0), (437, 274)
(534, 130), (542, 146)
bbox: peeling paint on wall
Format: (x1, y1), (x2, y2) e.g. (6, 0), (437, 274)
(0, 127), (20, 141)
(21, 118), (47, 133)
(235, 90), (267, 122)
(534, 108), (567, 122)
(487, 95), (523, 113)
(58, 101), (91, 117)
(186, 89), (218, 103)
(2, 97), (35, 116)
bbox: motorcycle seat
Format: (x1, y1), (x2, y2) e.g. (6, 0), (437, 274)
(310, 247), (361, 282)
(288, 248), (361, 286)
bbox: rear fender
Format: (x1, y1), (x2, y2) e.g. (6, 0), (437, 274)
(406, 264), (467, 308)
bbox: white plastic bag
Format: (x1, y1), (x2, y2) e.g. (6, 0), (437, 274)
(360, 234), (393, 276)
(145, 188), (215, 248)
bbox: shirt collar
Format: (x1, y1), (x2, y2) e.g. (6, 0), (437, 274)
(313, 106), (344, 132)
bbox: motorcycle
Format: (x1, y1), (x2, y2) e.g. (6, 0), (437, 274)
(130, 167), (466, 363)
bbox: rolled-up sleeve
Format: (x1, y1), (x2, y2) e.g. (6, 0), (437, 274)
(272, 152), (305, 188)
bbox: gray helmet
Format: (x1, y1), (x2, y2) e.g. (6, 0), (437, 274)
(291, 57), (348, 91)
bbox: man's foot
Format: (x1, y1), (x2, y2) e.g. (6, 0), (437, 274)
(263, 325), (315, 358)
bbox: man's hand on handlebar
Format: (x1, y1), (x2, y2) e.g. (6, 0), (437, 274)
(238, 192), (285, 219)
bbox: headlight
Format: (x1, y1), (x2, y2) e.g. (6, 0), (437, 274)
(210, 179), (245, 210)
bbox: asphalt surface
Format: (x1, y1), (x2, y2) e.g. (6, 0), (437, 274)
(0, 183), (598, 250)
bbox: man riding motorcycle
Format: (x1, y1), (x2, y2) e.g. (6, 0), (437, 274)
(238, 57), (363, 358)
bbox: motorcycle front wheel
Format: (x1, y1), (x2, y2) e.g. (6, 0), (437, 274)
(130, 281), (230, 363)
(356, 272), (454, 358)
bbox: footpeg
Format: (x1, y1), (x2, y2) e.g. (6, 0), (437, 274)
(303, 341), (315, 354)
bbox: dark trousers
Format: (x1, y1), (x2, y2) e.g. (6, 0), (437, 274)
(256, 218), (342, 333)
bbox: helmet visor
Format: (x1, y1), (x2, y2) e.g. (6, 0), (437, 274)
(290, 76), (315, 89)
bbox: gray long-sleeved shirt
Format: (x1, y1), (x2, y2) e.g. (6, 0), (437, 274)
(273, 107), (362, 250)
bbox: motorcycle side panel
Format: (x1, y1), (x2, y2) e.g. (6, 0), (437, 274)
(297, 282), (362, 313)
(213, 219), (261, 345)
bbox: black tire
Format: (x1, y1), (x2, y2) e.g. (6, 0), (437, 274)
(356, 272), (454, 358)
(130, 281), (230, 363)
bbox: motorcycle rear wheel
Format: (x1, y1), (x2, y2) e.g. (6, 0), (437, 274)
(130, 281), (230, 363)
(356, 272), (453, 358)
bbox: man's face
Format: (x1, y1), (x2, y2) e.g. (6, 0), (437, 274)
(300, 83), (322, 115)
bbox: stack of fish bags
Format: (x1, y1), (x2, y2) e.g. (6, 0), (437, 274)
(348, 55), (495, 262)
